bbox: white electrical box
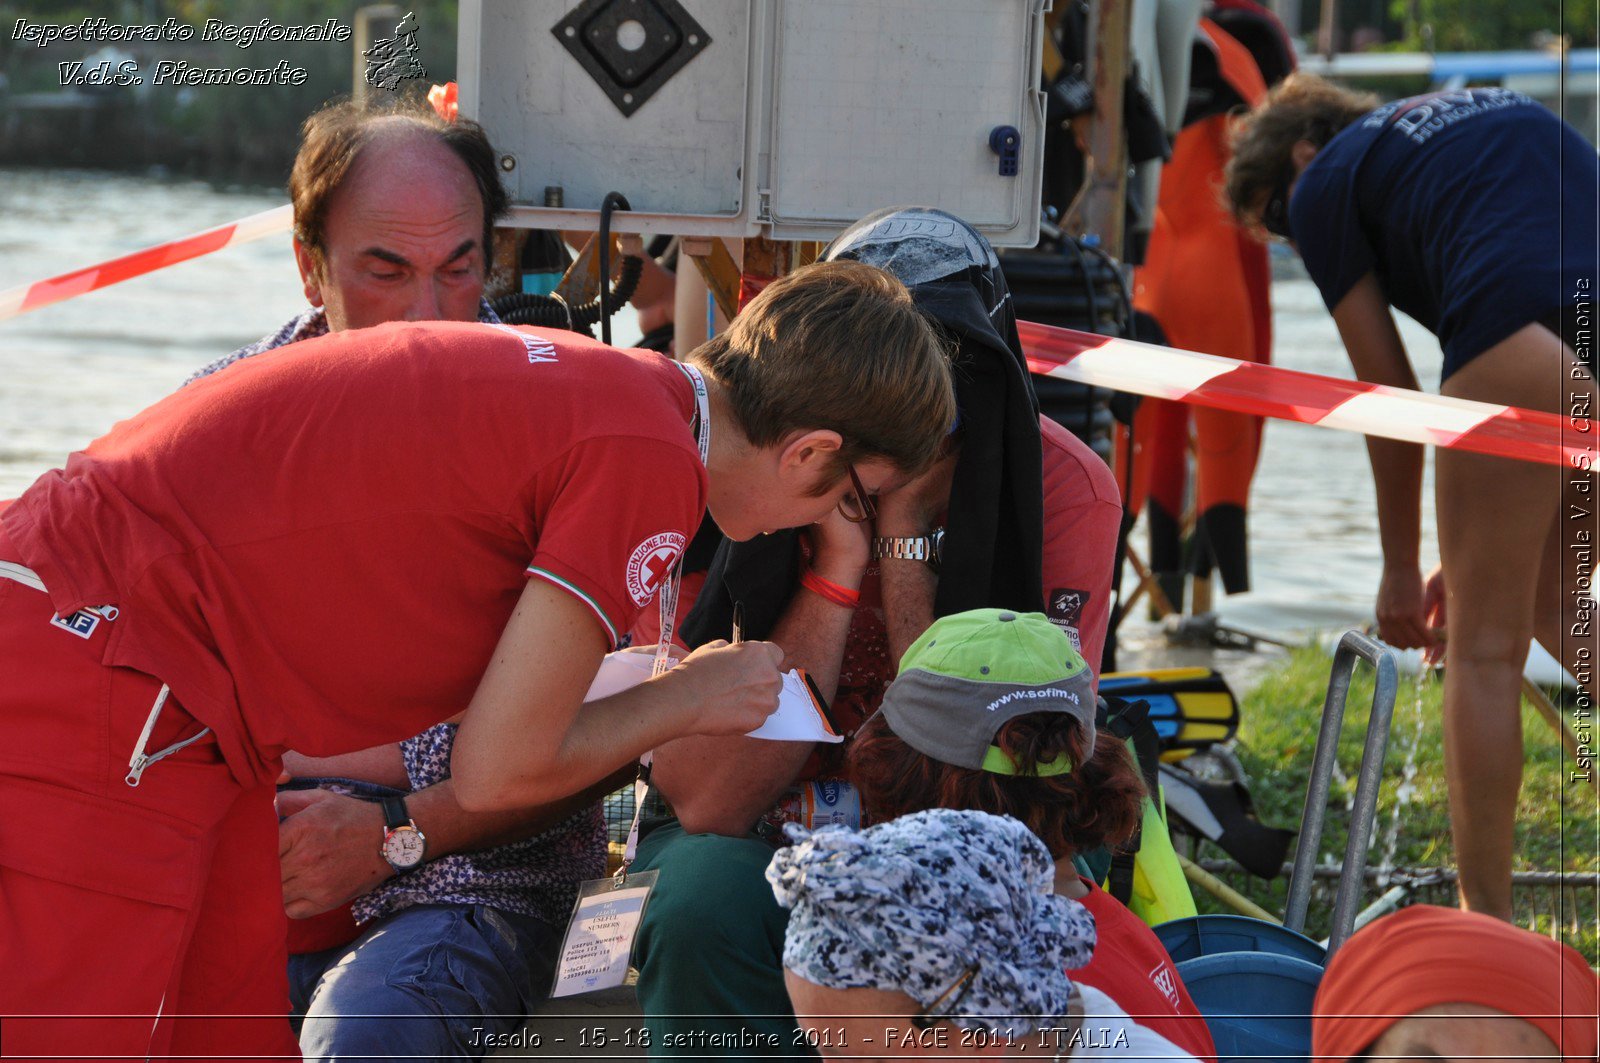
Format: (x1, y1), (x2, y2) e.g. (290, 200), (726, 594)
(458, 0), (1047, 246)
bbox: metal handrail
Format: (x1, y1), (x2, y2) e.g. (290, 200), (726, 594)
(1283, 630), (1399, 957)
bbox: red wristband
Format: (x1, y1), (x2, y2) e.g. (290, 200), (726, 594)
(800, 568), (861, 610)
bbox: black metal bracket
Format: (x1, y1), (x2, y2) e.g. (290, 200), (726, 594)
(552, 0), (712, 118)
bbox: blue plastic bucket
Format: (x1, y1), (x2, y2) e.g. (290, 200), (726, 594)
(1153, 914), (1328, 966)
(1174, 951), (1323, 1063)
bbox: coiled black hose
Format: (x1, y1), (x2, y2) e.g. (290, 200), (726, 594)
(597, 191), (629, 347)
(491, 191), (640, 338)
(492, 255), (642, 332)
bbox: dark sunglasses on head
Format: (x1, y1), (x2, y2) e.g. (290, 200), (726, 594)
(838, 463), (878, 524)
(1260, 173), (1295, 241)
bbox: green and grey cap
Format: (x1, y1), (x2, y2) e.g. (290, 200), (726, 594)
(879, 608), (1095, 776)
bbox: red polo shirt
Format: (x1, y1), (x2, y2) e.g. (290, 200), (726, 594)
(2, 321), (704, 788)
(1038, 415), (1121, 674)
(1073, 879), (1217, 1061)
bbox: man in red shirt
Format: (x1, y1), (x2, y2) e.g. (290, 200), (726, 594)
(0, 261), (954, 1059)
(202, 96), (650, 1062)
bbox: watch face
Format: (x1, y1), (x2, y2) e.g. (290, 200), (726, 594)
(381, 826), (426, 869)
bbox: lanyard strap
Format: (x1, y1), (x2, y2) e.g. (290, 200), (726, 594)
(618, 362), (710, 883)
(652, 363), (710, 678)
(615, 761), (653, 884)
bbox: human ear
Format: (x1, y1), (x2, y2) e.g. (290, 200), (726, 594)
(777, 429), (844, 476)
(1291, 139), (1319, 173)
(293, 237), (324, 308)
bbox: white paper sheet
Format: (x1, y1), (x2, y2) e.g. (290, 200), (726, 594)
(746, 670), (843, 744)
(583, 652), (840, 743)
(583, 650), (670, 702)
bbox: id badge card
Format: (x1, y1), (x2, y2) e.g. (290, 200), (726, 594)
(550, 870), (660, 998)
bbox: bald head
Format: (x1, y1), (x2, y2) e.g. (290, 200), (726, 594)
(287, 99), (509, 331)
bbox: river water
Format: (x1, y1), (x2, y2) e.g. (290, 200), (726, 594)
(0, 168), (1443, 681)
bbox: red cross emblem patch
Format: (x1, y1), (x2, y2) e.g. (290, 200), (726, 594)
(626, 531), (687, 606)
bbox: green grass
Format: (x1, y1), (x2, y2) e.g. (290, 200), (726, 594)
(1180, 648), (1599, 962)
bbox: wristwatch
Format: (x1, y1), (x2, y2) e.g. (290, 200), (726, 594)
(379, 796), (427, 873)
(872, 527), (945, 572)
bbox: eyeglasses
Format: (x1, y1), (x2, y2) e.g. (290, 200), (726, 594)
(1260, 172), (1294, 241)
(838, 463), (878, 524)
(911, 962), (980, 1030)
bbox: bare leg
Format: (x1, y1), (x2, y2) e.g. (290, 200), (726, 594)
(1532, 379), (1600, 708)
(1436, 323), (1580, 919)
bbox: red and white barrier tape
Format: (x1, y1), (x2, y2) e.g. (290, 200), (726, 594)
(1021, 321), (1585, 469)
(0, 204), (292, 321)
(0, 211), (1581, 469)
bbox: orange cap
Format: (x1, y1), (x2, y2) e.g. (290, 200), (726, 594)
(1313, 905), (1598, 1061)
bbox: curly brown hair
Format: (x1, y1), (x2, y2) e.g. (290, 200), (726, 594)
(1224, 72), (1379, 232)
(846, 709), (1147, 861)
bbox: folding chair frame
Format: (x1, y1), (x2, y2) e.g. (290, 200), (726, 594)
(1283, 630), (1399, 957)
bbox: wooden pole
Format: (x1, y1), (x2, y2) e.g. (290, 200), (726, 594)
(1125, 544), (1178, 619)
(1317, 0), (1339, 60)
(1177, 855), (1282, 923)
(1081, 0), (1131, 259)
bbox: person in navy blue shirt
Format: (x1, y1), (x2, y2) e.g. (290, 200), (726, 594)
(1226, 74), (1597, 920)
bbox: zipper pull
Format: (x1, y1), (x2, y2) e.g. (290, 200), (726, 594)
(125, 683), (171, 788)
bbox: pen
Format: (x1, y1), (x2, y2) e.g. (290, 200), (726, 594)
(732, 601), (745, 645)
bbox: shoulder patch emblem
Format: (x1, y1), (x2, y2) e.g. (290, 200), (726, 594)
(1048, 587), (1088, 652)
(1048, 587), (1088, 628)
(626, 531), (687, 607)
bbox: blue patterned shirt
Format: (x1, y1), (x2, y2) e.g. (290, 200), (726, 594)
(186, 299), (503, 385)
(355, 724), (605, 926)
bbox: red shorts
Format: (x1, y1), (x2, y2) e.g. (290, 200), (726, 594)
(0, 537), (299, 1059)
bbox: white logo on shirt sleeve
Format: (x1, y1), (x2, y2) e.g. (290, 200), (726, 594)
(625, 531), (687, 606)
(1148, 961), (1181, 1009)
(488, 322), (559, 363)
